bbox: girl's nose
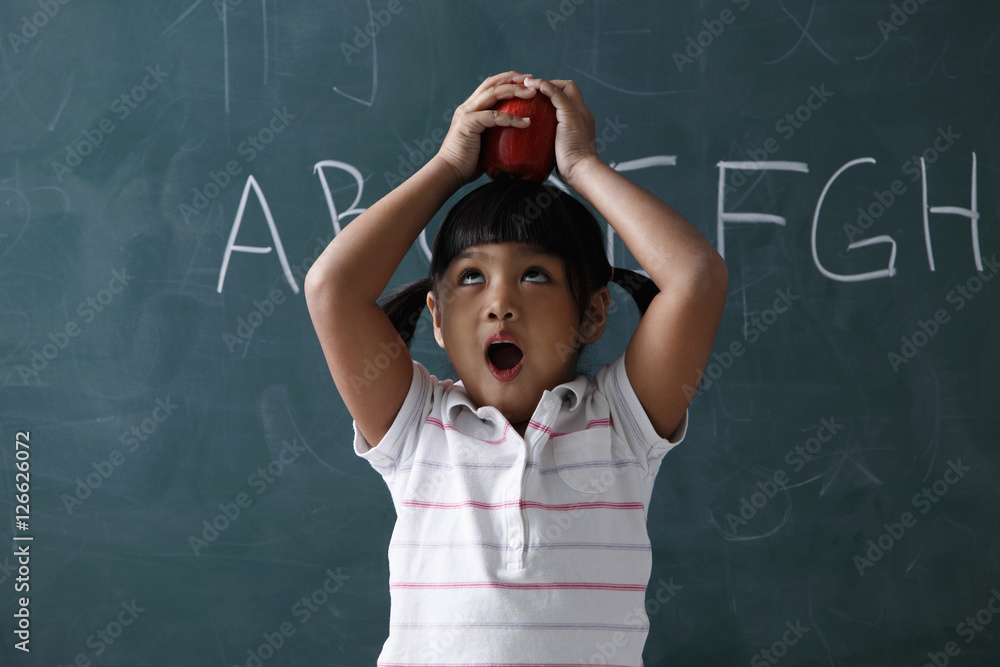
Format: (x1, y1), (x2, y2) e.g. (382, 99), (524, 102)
(486, 282), (519, 320)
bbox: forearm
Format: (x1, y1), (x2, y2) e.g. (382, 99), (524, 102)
(305, 156), (462, 304)
(565, 156), (727, 291)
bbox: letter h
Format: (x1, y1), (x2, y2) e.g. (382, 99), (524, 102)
(922, 152), (982, 272)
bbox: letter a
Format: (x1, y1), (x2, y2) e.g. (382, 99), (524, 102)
(217, 175), (299, 294)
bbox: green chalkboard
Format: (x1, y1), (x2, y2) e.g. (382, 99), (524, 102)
(1, 0), (998, 665)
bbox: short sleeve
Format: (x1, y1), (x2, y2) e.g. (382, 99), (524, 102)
(594, 350), (688, 477)
(352, 359), (434, 486)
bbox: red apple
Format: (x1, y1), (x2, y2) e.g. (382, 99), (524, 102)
(480, 93), (558, 182)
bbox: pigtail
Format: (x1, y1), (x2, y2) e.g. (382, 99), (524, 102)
(610, 266), (660, 317)
(377, 278), (432, 348)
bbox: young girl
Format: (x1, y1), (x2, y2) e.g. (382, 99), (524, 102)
(305, 72), (727, 665)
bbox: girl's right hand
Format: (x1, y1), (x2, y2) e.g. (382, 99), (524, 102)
(434, 71), (536, 187)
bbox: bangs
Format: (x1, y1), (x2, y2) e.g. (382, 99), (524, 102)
(429, 179), (575, 275)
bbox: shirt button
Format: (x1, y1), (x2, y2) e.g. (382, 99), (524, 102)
(509, 537), (522, 550)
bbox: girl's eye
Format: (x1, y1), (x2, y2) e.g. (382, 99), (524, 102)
(524, 268), (549, 283)
(458, 270), (484, 285)
(457, 268), (549, 284)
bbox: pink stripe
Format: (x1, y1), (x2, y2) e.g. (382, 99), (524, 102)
(390, 581), (645, 591)
(528, 419), (551, 434)
(547, 418), (613, 438)
(424, 417), (506, 444)
(401, 499), (643, 511)
(403, 500), (521, 510)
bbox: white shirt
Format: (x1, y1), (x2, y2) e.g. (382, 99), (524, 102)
(354, 350), (687, 666)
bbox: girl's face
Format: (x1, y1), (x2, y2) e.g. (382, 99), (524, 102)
(426, 242), (609, 435)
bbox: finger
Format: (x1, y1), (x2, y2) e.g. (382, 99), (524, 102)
(548, 79), (583, 102)
(473, 71), (529, 97)
(469, 81), (536, 111)
(531, 77), (595, 127)
(469, 109), (532, 131)
(523, 76), (578, 113)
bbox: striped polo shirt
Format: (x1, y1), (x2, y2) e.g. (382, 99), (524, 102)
(353, 350), (688, 666)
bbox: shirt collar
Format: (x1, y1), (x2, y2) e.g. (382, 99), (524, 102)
(446, 373), (591, 424)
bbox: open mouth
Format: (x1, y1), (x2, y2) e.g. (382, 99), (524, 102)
(488, 342), (523, 370)
(486, 341), (524, 381)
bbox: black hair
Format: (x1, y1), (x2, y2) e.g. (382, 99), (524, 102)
(378, 179), (659, 360)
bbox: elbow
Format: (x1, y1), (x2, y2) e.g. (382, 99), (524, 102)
(680, 249), (728, 305)
(303, 236), (350, 304)
(304, 262), (341, 309)
(303, 263), (323, 291)
(303, 265), (325, 304)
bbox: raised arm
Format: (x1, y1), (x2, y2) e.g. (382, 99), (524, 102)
(304, 72), (537, 447)
(525, 76), (729, 440)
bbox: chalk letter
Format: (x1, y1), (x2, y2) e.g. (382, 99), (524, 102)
(217, 175), (299, 293)
(313, 160), (368, 236)
(812, 158), (897, 282)
(716, 161), (809, 258)
(922, 152), (981, 272)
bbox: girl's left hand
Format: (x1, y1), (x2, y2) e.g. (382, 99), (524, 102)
(522, 76), (599, 187)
